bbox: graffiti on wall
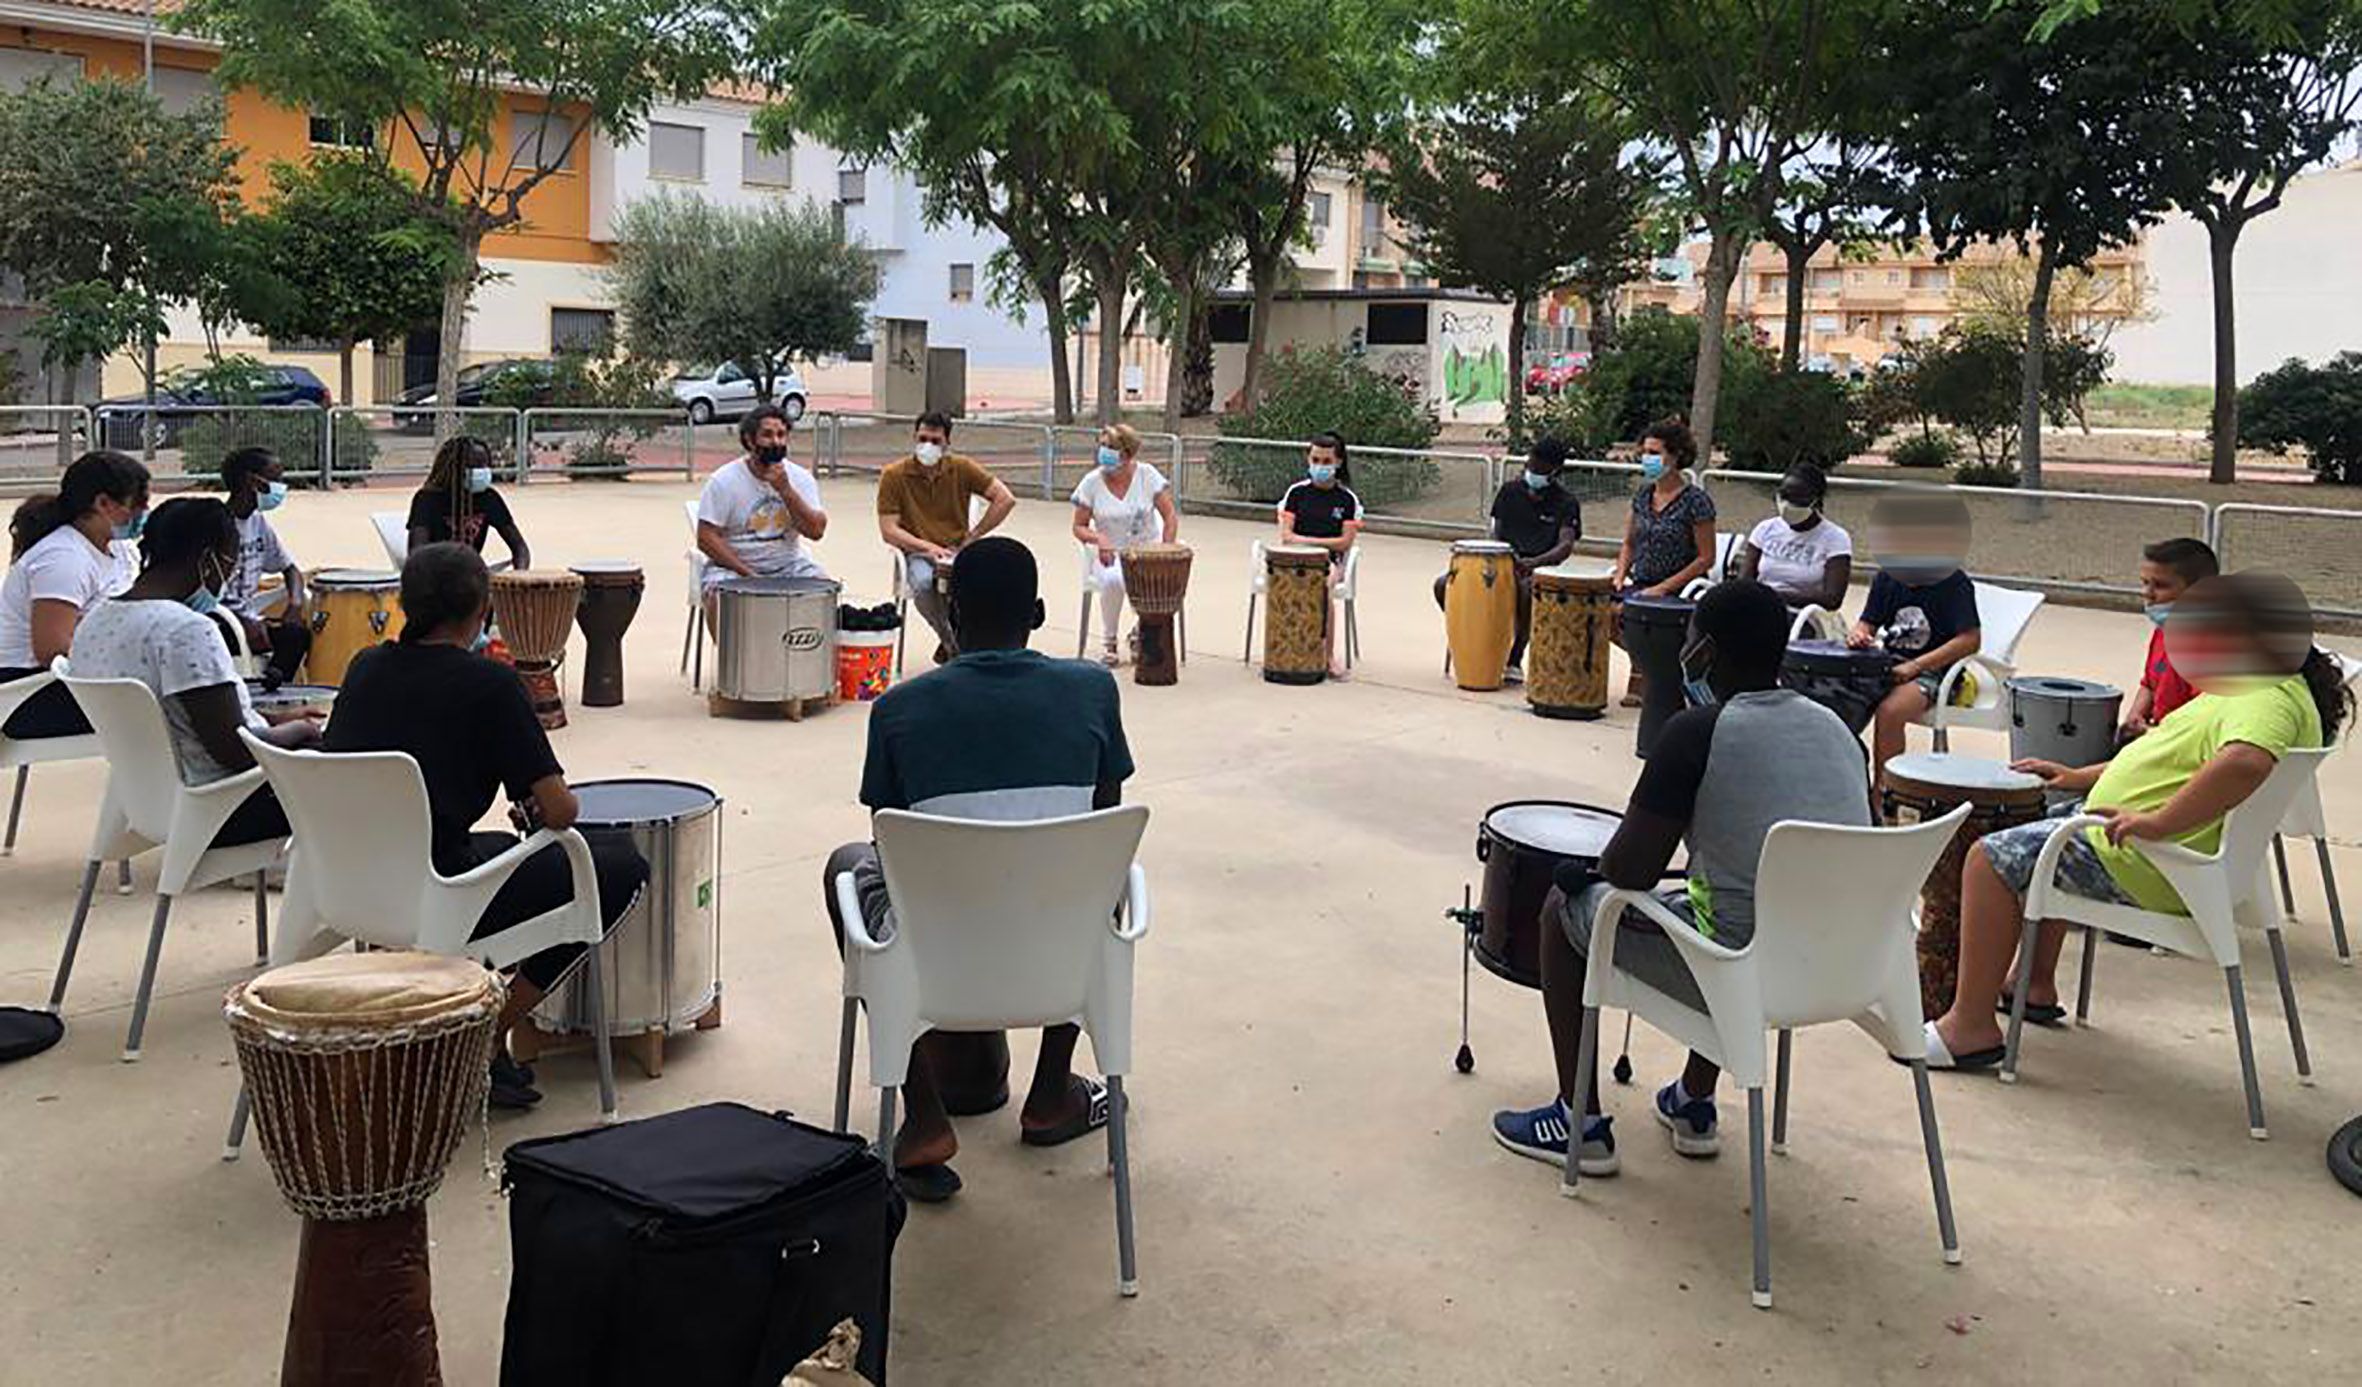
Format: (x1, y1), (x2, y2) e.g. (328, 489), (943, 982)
(1374, 348), (1426, 398)
(1438, 310), (1506, 417)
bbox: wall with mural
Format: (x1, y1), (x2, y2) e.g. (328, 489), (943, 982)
(1434, 309), (1506, 422)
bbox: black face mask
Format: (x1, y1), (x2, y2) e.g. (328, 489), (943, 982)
(755, 444), (788, 466)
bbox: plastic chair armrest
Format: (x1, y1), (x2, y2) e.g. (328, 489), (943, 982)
(443, 826), (567, 889)
(1929, 652), (2007, 728)
(1112, 863), (1151, 942)
(834, 869), (892, 954)
(1787, 605), (1827, 643)
(1622, 892), (1749, 966)
(2021, 814), (2110, 918)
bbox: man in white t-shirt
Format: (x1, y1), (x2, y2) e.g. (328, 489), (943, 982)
(220, 447), (310, 688)
(696, 404), (828, 599)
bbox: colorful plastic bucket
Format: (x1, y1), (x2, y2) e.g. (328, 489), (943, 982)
(837, 632), (896, 702)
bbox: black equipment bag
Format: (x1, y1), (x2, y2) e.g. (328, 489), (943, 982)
(500, 1102), (904, 1386)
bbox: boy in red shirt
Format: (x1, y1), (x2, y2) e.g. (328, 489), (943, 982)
(2119, 537), (2216, 740)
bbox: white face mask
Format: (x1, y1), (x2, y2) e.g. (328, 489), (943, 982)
(914, 442), (944, 467)
(1778, 501), (1816, 527)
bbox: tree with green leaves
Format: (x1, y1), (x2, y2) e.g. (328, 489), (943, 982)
(1374, 88), (1658, 444)
(236, 157), (460, 408)
(605, 190), (880, 405)
(179, 0), (733, 426)
(1764, 136), (1887, 373)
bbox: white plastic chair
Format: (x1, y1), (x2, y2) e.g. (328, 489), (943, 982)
(1, 670), (104, 859)
(2271, 651), (2358, 964)
(2004, 748), (2331, 1139)
(369, 511), (409, 568)
(1679, 532), (1739, 601)
(48, 664), (285, 1061)
(1073, 542), (1187, 664)
(681, 500), (711, 689)
(1922, 581), (2046, 752)
(1242, 540), (1359, 669)
(1787, 605), (1848, 644)
(1566, 806), (1971, 1309)
(831, 806), (1151, 1296)
(222, 733), (618, 1159)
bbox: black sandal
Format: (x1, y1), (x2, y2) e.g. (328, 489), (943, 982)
(1998, 993), (2067, 1026)
(1020, 1076), (1111, 1148)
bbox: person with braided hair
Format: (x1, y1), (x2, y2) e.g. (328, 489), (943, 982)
(406, 434), (531, 570)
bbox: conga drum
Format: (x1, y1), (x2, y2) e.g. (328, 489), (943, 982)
(1444, 540), (1519, 691)
(1781, 640), (1898, 735)
(304, 569), (403, 686)
(491, 570), (585, 730)
(1118, 543), (1193, 687)
(570, 562), (645, 709)
(1526, 561), (1615, 719)
(224, 951), (501, 1386)
(1882, 752), (2047, 1019)
(1262, 544), (1331, 686)
(1620, 592), (1697, 758)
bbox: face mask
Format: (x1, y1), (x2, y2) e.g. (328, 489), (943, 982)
(1639, 456), (1667, 482)
(914, 442), (945, 467)
(468, 628), (492, 655)
(1096, 446), (1124, 471)
(1307, 463), (1337, 485)
(1778, 501), (1815, 527)
(257, 481), (288, 512)
(2144, 602), (2173, 627)
(465, 467), (493, 494)
(1523, 470), (1552, 491)
(112, 510), (146, 543)
(755, 444), (788, 466)
(1679, 636), (1717, 709)
(185, 555), (227, 616)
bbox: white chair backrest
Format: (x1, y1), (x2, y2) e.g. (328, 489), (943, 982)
(2219, 746), (2333, 880)
(1750, 809), (1968, 1027)
(871, 806), (1149, 1031)
(1972, 581), (2044, 664)
(683, 499), (699, 536)
(1711, 530), (1737, 581)
(56, 667), (184, 841)
(245, 736), (438, 947)
(370, 512), (409, 567)
(0, 668), (61, 727)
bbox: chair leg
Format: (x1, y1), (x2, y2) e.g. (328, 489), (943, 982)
(1179, 606), (1188, 665)
(2273, 834), (2297, 917)
(1563, 1004), (1601, 1196)
(1109, 1073), (1139, 1298)
(1747, 1086), (1772, 1310)
(586, 941), (619, 1123)
(1346, 600), (1359, 667)
(123, 892), (174, 1062)
(691, 611), (705, 692)
(832, 998), (857, 1133)
(1770, 1029), (1793, 1154)
(252, 873), (270, 967)
(2223, 964), (2268, 1140)
(1909, 1060), (1963, 1266)
(2, 764), (27, 854)
(894, 600), (908, 677)
(48, 859), (103, 1012)
(2314, 837), (2351, 964)
(876, 1084), (899, 1163)
(2074, 925), (2099, 1026)
(1241, 594), (1256, 664)
(2265, 928), (2312, 1084)
(117, 858), (133, 895)
(680, 604), (694, 676)
(1999, 914), (2040, 1085)
(223, 1085), (251, 1161)
(1077, 592), (1091, 659)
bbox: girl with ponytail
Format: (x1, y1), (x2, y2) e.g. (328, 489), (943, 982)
(1, 450), (151, 739)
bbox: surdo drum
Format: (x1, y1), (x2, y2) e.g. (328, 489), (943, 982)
(712, 575), (840, 712)
(1118, 543), (1193, 687)
(304, 569), (402, 687)
(1882, 752), (2046, 1019)
(2008, 676), (2123, 774)
(570, 562), (645, 709)
(1444, 802), (1623, 1073)
(1526, 561), (1615, 720)
(1261, 544), (1331, 685)
(1620, 591), (1697, 758)
(491, 570), (584, 730)
(1444, 539), (1518, 692)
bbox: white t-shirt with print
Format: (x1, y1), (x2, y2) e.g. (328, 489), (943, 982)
(0, 526), (119, 669)
(227, 510), (294, 614)
(1071, 462), (1169, 556)
(697, 456), (828, 587)
(69, 597), (265, 785)
(1746, 515), (1852, 602)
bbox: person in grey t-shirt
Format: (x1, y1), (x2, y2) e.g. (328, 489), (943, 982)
(1491, 581), (1875, 1177)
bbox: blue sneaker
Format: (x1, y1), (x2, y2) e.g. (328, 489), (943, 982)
(1654, 1080), (1719, 1157)
(1491, 1099), (1619, 1176)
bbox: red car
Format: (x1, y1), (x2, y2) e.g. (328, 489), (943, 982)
(1524, 353), (1590, 395)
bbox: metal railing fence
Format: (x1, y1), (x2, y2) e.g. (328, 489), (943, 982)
(326, 406), (522, 488)
(2212, 504), (2362, 619)
(821, 410), (1056, 497)
(89, 403), (327, 486)
(0, 406), (91, 493)
(521, 407), (699, 482)
(1171, 434), (1497, 536)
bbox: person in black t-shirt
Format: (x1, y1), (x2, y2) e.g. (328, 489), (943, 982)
(1275, 431), (1365, 679)
(325, 543), (643, 1108)
(1430, 435), (1583, 679)
(405, 434), (531, 568)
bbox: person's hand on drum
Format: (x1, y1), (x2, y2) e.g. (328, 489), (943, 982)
(2010, 757), (2072, 784)
(1845, 621), (1878, 651)
(260, 711), (325, 748)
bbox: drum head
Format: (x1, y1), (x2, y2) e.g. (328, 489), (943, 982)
(313, 568), (399, 588)
(718, 575), (840, 596)
(235, 951), (500, 1030)
(572, 777), (721, 826)
(1623, 593), (1696, 621)
(1453, 540), (1514, 554)
(1786, 639), (1893, 672)
(1484, 801), (1621, 856)
(1886, 752), (2043, 794)
(1536, 559), (1615, 584)
(2008, 675), (2122, 699)
(571, 561), (644, 578)
(1268, 544), (1328, 560)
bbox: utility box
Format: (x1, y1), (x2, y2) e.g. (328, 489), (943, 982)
(924, 348), (967, 418)
(872, 318), (928, 416)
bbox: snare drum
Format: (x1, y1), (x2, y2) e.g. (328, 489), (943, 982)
(1119, 543), (1193, 687)
(1261, 544), (1332, 685)
(571, 561), (645, 709)
(1620, 591), (1697, 757)
(1475, 801), (1622, 987)
(530, 779), (721, 1076)
(304, 569), (402, 686)
(1882, 752), (2046, 1019)
(2008, 676), (2123, 773)
(1781, 639), (1898, 735)
(1445, 539), (1518, 691)
(492, 571), (585, 730)
(1527, 561), (1615, 719)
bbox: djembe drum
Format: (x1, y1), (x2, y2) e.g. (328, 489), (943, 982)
(1781, 640), (1898, 735)
(1882, 752), (2047, 1018)
(1526, 561), (1615, 720)
(570, 562), (645, 709)
(1444, 539), (1518, 691)
(1118, 543), (1193, 687)
(492, 570), (584, 730)
(225, 951), (501, 1387)
(1261, 544), (1331, 685)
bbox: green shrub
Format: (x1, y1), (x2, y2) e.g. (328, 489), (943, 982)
(1719, 369), (1864, 474)
(1888, 430), (1961, 470)
(1951, 459), (2022, 489)
(1212, 345), (1441, 507)
(533, 350), (676, 480)
(1569, 308), (1769, 454)
(175, 409), (358, 484)
(2238, 352), (2362, 484)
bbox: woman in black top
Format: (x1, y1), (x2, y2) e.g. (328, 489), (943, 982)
(1611, 418), (1717, 705)
(1275, 431), (1364, 679)
(406, 435), (531, 569)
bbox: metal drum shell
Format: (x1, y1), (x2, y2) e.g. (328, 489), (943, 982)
(530, 779), (723, 1039)
(712, 576), (841, 703)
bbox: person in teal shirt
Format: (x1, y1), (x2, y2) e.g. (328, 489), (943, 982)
(1920, 572), (2349, 1070)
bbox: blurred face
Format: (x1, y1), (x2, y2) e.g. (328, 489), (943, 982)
(2138, 558), (2193, 607)
(2164, 575), (2312, 694)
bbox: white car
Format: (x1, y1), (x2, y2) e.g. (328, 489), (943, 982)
(670, 362), (807, 425)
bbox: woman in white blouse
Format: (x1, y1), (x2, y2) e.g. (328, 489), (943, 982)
(1, 450), (149, 740)
(1070, 424), (1179, 666)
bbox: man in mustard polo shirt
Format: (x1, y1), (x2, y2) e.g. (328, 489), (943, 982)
(876, 411), (1017, 662)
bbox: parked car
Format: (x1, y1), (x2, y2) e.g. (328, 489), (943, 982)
(1523, 353), (1590, 396)
(671, 362), (807, 425)
(96, 364), (330, 448)
(393, 358), (555, 429)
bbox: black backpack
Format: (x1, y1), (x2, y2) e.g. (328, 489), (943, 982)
(500, 1102), (904, 1386)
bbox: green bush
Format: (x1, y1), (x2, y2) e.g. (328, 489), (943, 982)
(2238, 352), (2362, 484)
(1719, 369), (1864, 474)
(533, 350), (676, 480)
(1568, 308), (1769, 454)
(1212, 345), (1441, 507)
(1951, 459), (2022, 489)
(1888, 430), (1962, 470)
(175, 409), (363, 484)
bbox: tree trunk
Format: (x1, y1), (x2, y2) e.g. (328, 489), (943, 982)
(1240, 252), (1280, 411)
(1036, 273), (1075, 425)
(1505, 294), (1530, 446)
(2206, 218), (2240, 485)
(2019, 243), (2055, 489)
(1160, 274), (1196, 435)
(337, 340), (357, 410)
(1073, 316), (1089, 419)
(1181, 294), (1215, 418)
(434, 227), (484, 444)
(1688, 230), (1740, 458)
(1781, 238), (1810, 372)
(1093, 261), (1126, 427)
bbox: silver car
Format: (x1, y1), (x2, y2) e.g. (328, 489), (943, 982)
(670, 362), (808, 425)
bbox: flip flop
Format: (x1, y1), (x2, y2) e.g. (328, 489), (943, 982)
(1020, 1076), (1111, 1148)
(1998, 993), (2067, 1026)
(1896, 1019), (2006, 1073)
(896, 1163), (963, 1204)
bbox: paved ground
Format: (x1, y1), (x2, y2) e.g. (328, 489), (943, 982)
(3, 479), (2359, 1384)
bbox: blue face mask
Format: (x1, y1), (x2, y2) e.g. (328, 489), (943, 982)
(185, 586), (221, 617)
(2144, 602), (2173, 627)
(468, 629), (492, 655)
(1523, 470), (1552, 491)
(1639, 455), (1667, 482)
(257, 480), (288, 512)
(466, 467), (493, 494)
(1679, 638), (1716, 708)
(112, 511), (146, 543)
(1096, 446), (1124, 471)
(1307, 463), (1337, 485)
